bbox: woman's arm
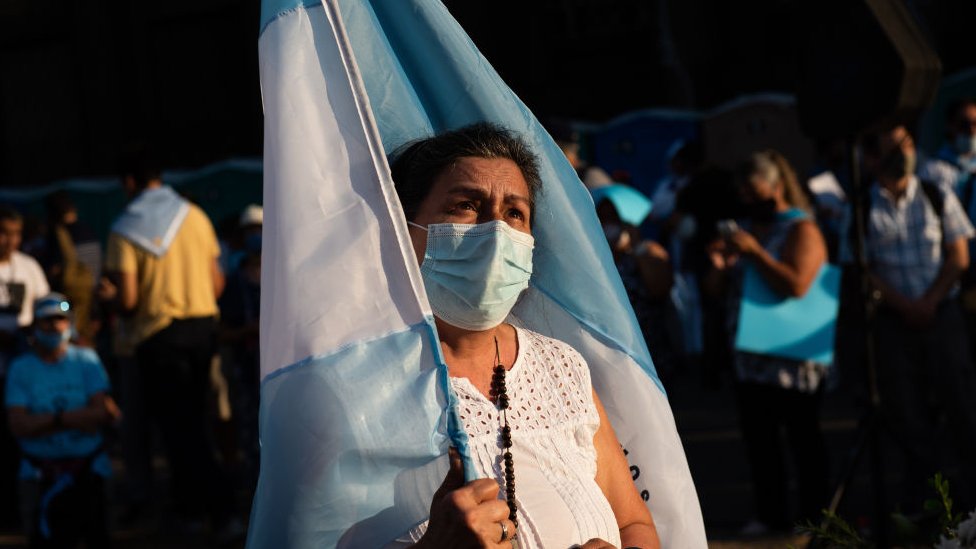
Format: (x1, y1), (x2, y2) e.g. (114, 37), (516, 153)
(634, 240), (673, 301)
(729, 220), (827, 298)
(592, 390), (661, 549)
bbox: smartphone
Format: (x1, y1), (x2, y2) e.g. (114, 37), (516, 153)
(716, 219), (739, 238)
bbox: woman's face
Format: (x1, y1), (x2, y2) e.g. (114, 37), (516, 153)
(407, 156), (532, 264)
(739, 174), (778, 207)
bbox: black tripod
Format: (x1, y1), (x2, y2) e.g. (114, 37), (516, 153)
(819, 136), (890, 548)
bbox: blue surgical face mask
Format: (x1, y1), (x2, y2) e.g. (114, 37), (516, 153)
(34, 327), (71, 350)
(409, 220), (534, 331)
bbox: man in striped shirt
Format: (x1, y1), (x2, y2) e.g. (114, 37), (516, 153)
(844, 124), (976, 507)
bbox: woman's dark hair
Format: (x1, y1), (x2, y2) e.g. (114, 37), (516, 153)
(389, 122), (542, 221)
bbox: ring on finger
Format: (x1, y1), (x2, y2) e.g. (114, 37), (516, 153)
(499, 521), (509, 542)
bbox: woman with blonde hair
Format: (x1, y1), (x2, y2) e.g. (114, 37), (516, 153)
(705, 149), (830, 534)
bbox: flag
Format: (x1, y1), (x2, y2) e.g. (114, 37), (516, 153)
(251, 0), (707, 547)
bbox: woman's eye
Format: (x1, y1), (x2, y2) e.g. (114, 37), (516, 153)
(456, 201), (477, 211)
(508, 209), (525, 221)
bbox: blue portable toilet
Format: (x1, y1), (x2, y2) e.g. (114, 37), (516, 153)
(589, 109), (701, 198)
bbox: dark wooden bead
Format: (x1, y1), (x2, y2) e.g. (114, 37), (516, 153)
(492, 344), (519, 528)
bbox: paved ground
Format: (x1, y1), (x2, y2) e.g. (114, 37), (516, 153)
(0, 359), (938, 548)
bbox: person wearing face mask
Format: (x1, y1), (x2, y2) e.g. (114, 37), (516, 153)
(383, 123), (660, 549)
(920, 97), (976, 200)
(594, 197), (675, 378)
(840, 124), (976, 510)
(704, 150), (830, 534)
(0, 206), (50, 530)
(923, 98), (976, 350)
(4, 293), (120, 547)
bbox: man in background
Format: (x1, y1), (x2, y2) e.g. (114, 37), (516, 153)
(844, 124), (976, 509)
(0, 206), (49, 528)
(101, 147), (240, 539)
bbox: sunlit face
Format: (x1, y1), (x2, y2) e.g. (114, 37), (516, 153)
(0, 219), (23, 261)
(878, 125), (915, 159)
(739, 174), (780, 207)
(407, 157), (532, 264)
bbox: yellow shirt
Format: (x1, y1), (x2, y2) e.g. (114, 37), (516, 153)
(105, 204), (221, 356)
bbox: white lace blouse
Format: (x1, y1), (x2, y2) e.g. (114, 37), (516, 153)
(401, 326), (621, 548)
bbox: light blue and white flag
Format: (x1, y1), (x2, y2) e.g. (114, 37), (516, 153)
(111, 186), (190, 257)
(251, 1), (706, 547)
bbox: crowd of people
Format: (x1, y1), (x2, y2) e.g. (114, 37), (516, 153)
(0, 148), (262, 547)
(3, 98), (976, 547)
(563, 97), (976, 536)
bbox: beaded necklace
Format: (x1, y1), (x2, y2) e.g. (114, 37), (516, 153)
(489, 336), (518, 528)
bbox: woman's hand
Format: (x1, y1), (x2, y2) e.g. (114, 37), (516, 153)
(725, 228), (762, 257)
(706, 239), (738, 271)
(415, 448), (517, 549)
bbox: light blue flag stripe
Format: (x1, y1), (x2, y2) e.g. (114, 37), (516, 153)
(252, 323), (448, 547)
(260, 0), (315, 32)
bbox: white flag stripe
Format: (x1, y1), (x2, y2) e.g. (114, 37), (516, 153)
(259, 4), (430, 378)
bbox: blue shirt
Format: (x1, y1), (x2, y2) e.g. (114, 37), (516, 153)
(839, 176), (976, 299)
(4, 345), (111, 477)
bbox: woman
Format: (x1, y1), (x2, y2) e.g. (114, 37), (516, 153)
(705, 150), (830, 533)
(390, 123), (660, 548)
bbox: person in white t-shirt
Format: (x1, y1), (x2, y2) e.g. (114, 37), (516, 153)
(0, 205), (50, 529)
(0, 208), (50, 337)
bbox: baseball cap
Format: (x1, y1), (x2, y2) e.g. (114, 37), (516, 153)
(34, 292), (72, 320)
(240, 204), (263, 227)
